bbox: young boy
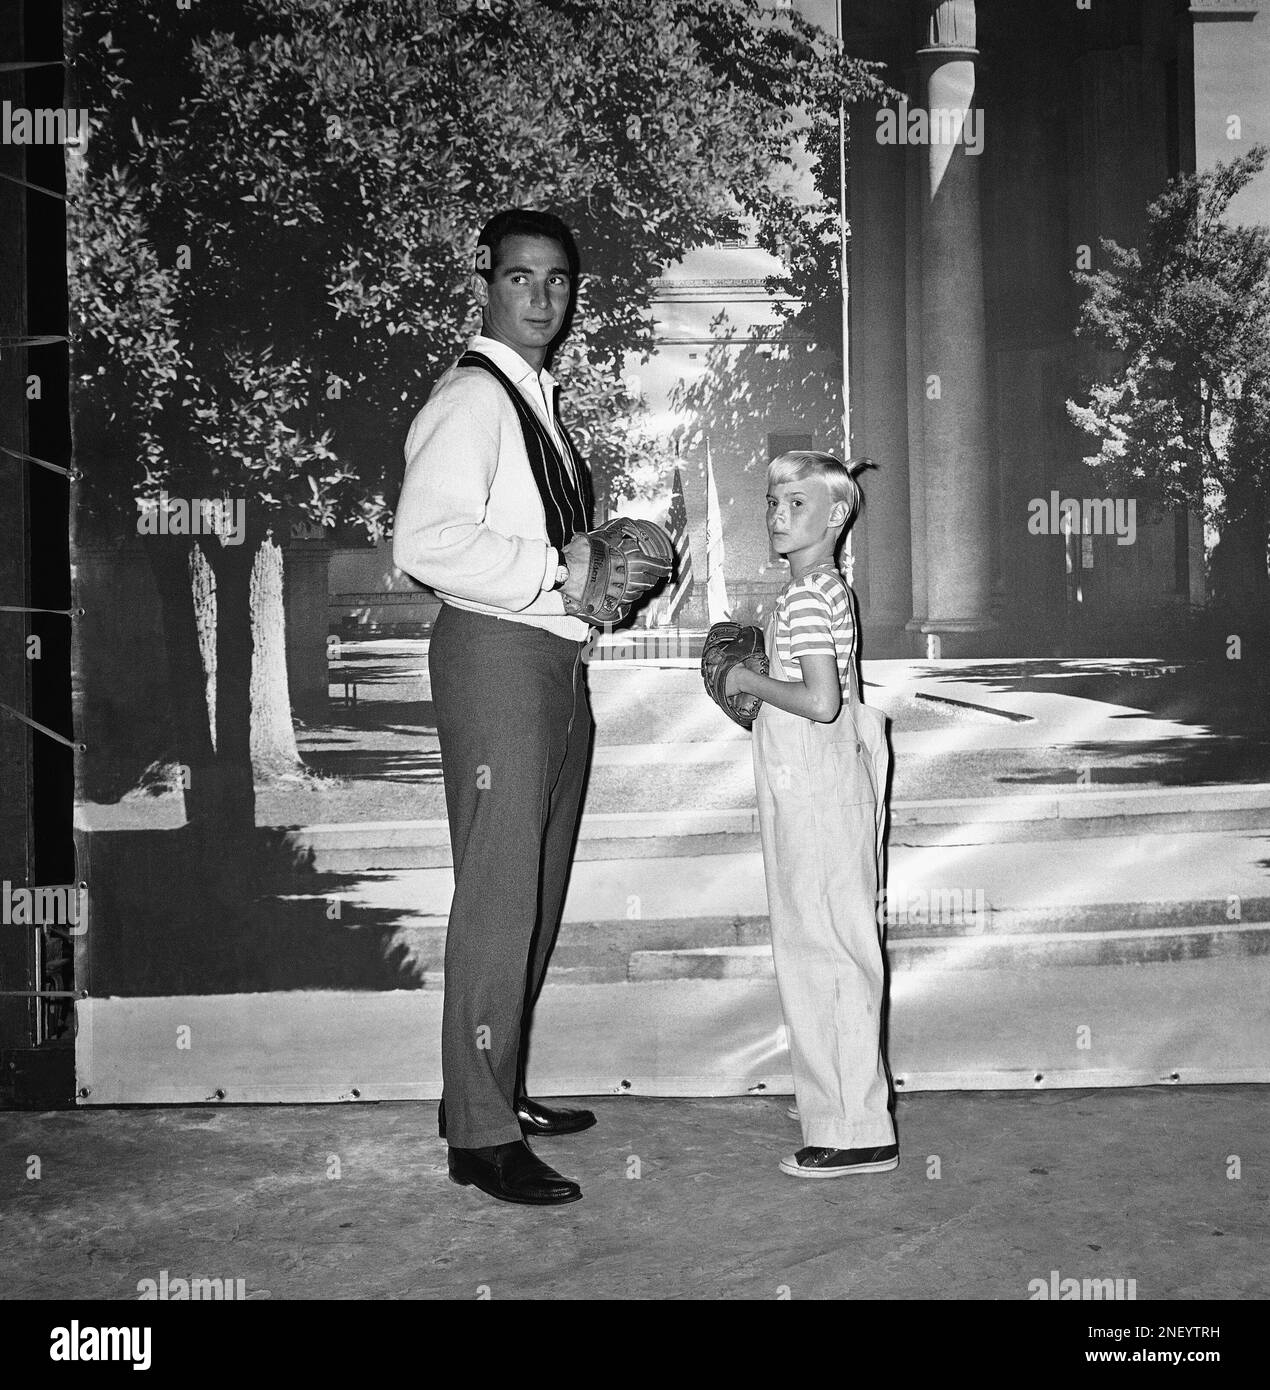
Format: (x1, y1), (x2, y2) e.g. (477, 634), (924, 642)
(726, 451), (898, 1177)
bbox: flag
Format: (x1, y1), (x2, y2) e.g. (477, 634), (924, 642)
(704, 439), (730, 622)
(661, 466), (694, 625)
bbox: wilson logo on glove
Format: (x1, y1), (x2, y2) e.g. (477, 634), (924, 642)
(562, 518), (674, 627)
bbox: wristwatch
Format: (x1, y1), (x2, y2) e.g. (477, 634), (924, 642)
(552, 561), (569, 591)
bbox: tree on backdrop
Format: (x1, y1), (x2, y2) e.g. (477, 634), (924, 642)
(1067, 146), (1270, 620)
(69, 0), (891, 829)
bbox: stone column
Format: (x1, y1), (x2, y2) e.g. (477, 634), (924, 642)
(848, 72), (914, 651)
(916, 0), (996, 654)
(904, 62), (929, 643)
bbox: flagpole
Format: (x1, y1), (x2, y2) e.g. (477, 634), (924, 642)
(836, 9), (851, 458)
(705, 434), (713, 622)
(836, 9), (855, 585)
(704, 435), (731, 624)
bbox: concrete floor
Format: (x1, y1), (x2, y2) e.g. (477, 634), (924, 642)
(2, 1087), (1266, 1300)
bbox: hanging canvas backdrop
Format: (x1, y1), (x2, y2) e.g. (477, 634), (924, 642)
(67, 0), (1270, 1104)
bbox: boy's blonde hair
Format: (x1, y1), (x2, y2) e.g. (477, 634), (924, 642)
(766, 450), (871, 532)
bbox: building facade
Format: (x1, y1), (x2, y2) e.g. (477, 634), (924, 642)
(349, 0), (1267, 654)
(655, 0), (1268, 656)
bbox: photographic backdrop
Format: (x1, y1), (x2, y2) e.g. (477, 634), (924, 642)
(67, 0), (1270, 1104)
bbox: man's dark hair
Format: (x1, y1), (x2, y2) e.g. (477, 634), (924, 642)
(474, 208), (580, 283)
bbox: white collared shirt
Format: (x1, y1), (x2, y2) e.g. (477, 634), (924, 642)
(392, 335), (590, 642)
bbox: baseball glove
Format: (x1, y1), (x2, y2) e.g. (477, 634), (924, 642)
(590, 517), (675, 591)
(701, 621), (767, 729)
(561, 518), (675, 626)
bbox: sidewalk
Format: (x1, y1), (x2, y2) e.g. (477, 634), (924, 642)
(294, 648), (1270, 815)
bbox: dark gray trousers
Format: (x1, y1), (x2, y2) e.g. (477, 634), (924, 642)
(428, 603), (593, 1148)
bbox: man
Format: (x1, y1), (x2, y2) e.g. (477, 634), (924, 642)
(393, 209), (601, 1206)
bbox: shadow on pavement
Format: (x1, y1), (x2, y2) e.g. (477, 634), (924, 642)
(997, 736), (1270, 788)
(919, 660), (1270, 741)
(82, 827), (428, 996)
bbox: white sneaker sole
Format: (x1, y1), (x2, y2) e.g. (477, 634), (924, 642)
(779, 1153), (899, 1178)
(786, 1104), (799, 1121)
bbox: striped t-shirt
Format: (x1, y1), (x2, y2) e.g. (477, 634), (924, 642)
(773, 569), (855, 688)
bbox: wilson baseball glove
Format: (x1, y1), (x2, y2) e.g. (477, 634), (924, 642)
(561, 518), (675, 626)
(701, 621), (767, 729)
(591, 517), (675, 591)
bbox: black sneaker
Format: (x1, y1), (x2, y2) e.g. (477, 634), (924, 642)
(779, 1143), (899, 1178)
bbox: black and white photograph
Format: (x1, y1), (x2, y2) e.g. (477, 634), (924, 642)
(1, 0), (1268, 1337)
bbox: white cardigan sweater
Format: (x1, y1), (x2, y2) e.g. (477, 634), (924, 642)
(393, 336), (590, 643)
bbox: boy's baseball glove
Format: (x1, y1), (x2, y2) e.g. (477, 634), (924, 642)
(562, 518), (674, 626)
(701, 621), (767, 729)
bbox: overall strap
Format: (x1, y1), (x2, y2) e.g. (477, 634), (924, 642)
(458, 351), (591, 547)
(845, 581), (863, 713)
(812, 567), (863, 711)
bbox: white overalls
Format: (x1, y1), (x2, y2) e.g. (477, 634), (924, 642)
(752, 587), (896, 1150)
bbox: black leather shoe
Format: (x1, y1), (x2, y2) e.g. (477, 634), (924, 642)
(515, 1096), (597, 1137)
(438, 1096), (597, 1140)
(448, 1140), (583, 1205)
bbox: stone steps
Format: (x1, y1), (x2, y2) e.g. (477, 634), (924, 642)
(283, 784), (1270, 870)
(340, 903), (1270, 984)
(627, 921), (1270, 981)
